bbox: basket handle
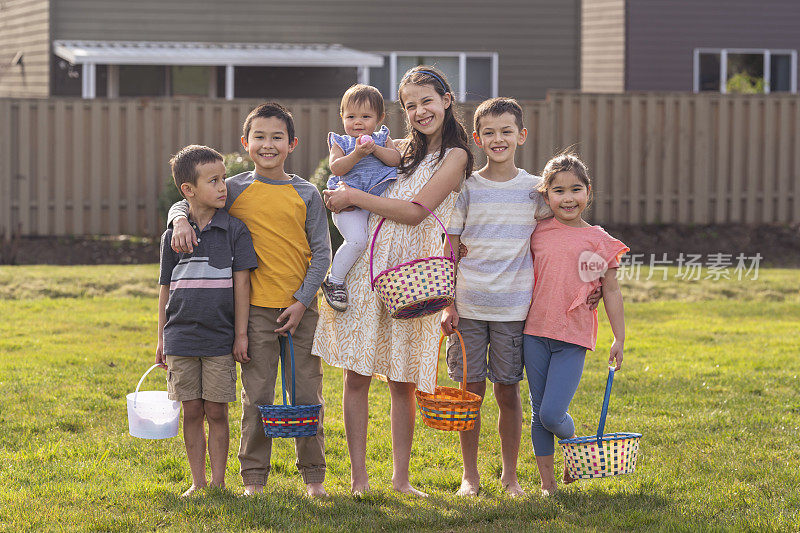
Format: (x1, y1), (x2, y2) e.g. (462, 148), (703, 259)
(133, 363), (165, 408)
(369, 200), (456, 289)
(437, 329), (468, 400)
(596, 366), (616, 443)
(278, 332), (297, 407)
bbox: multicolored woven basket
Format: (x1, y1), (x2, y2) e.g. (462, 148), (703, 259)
(370, 201), (455, 319)
(559, 367), (641, 480)
(415, 330), (483, 431)
(258, 332), (321, 439)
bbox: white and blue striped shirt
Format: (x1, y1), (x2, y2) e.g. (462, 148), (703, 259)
(447, 169), (547, 321)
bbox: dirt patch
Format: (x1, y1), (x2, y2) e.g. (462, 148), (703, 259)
(1, 236), (159, 265)
(603, 223), (800, 268)
(1, 224), (799, 267)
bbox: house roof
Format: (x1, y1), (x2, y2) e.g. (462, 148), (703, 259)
(53, 40), (384, 68)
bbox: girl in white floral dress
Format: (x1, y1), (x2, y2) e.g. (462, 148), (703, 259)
(314, 66), (473, 496)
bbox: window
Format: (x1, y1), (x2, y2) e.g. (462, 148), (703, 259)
(694, 48), (797, 94)
(118, 65), (166, 97)
(171, 66), (212, 97)
(366, 52), (498, 102)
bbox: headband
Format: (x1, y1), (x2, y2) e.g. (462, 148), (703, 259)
(408, 69), (447, 92)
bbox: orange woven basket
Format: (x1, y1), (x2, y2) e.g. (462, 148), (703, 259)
(415, 329), (483, 431)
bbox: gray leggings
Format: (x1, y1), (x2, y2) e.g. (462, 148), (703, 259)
(523, 335), (586, 456)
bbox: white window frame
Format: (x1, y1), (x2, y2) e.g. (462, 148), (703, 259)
(693, 47), (798, 94)
(364, 51), (499, 102)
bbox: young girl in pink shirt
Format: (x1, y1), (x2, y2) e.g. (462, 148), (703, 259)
(522, 153), (628, 496)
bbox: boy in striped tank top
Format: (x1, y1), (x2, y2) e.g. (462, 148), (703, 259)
(441, 98), (599, 496)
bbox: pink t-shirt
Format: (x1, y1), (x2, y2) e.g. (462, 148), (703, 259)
(523, 217), (628, 351)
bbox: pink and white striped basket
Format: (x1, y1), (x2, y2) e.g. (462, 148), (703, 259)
(369, 201), (455, 319)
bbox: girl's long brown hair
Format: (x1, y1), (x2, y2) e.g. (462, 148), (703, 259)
(397, 65), (473, 180)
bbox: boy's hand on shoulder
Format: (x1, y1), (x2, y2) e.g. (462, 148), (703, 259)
(275, 301), (307, 336)
(586, 284), (603, 310)
(171, 216), (198, 254)
(441, 305), (459, 336)
(233, 334), (250, 363)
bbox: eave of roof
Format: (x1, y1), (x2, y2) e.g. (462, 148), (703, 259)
(53, 40), (384, 67)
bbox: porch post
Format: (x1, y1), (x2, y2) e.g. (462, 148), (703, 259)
(107, 65), (119, 98)
(225, 64), (234, 100)
(357, 65), (369, 84)
(82, 62), (96, 99)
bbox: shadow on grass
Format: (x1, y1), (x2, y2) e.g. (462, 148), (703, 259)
(148, 483), (707, 532)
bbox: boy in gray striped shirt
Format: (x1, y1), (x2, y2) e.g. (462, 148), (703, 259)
(442, 98), (546, 497)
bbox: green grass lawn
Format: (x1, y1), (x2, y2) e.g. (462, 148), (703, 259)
(0, 266), (798, 532)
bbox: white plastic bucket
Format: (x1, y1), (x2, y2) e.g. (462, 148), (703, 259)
(126, 364), (181, 439)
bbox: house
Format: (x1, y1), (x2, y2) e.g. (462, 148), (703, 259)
(582, 0), (799, 94)
(0, 0), (581, 101)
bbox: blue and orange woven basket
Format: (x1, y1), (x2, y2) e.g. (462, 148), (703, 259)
(415, 330), (483, 431)
(258, 332), (321, 439)
(559, 366), (642, 480)
(369, 201), (455, 319)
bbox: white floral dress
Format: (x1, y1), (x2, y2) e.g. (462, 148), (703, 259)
(313, 150), (458, 393)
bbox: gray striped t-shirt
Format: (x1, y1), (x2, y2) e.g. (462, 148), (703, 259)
(447, 169), (547, 321)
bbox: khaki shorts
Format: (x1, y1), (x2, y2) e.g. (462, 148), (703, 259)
(166, 354), (237, 403)
(446, 318), (525, 384)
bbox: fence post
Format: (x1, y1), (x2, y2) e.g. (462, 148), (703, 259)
(715, 97), (730, 224)
(0, 100), (12, 238)
(54, 100), (67, 235)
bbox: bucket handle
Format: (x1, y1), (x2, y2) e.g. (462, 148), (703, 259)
(278, 332), (297, 407)
(369, 201), (456, 290)
(435, 329), (468, 400)
(596, 366), (616, 445)
(133, 363), (166, 408)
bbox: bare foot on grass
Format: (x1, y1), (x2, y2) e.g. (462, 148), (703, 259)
(563, 464), (575, 485)
(393, 482), (428, 498)
(306, 483), (328, 498)
(180, 484), (205, 498)
(540, 477), (558, 497)
(456, 478), (480, 497)
(501, 479), (526, 498)
(351, 483), (371, 497)
(243, 484), (264, 496)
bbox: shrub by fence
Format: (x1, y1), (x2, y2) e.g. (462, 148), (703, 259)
(1, 92), (798, 237)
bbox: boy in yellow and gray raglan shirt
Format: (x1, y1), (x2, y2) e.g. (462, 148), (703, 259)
(168, 103), (331, 497)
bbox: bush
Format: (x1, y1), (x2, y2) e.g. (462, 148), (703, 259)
(310, 157), (344, 252)
(726, 73), (765, 94)
(158, 153), (254, 220)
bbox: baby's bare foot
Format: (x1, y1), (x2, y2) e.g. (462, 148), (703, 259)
(455, 478), (480, 497)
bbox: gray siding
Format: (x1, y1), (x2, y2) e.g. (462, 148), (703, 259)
(51, 0), (579, 100)
(0, 0), (50, 97)
(581, 0), (625, 92)
(627, 0), (800, 91)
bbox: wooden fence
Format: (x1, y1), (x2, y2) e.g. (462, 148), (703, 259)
(1, 92), (799, 237)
